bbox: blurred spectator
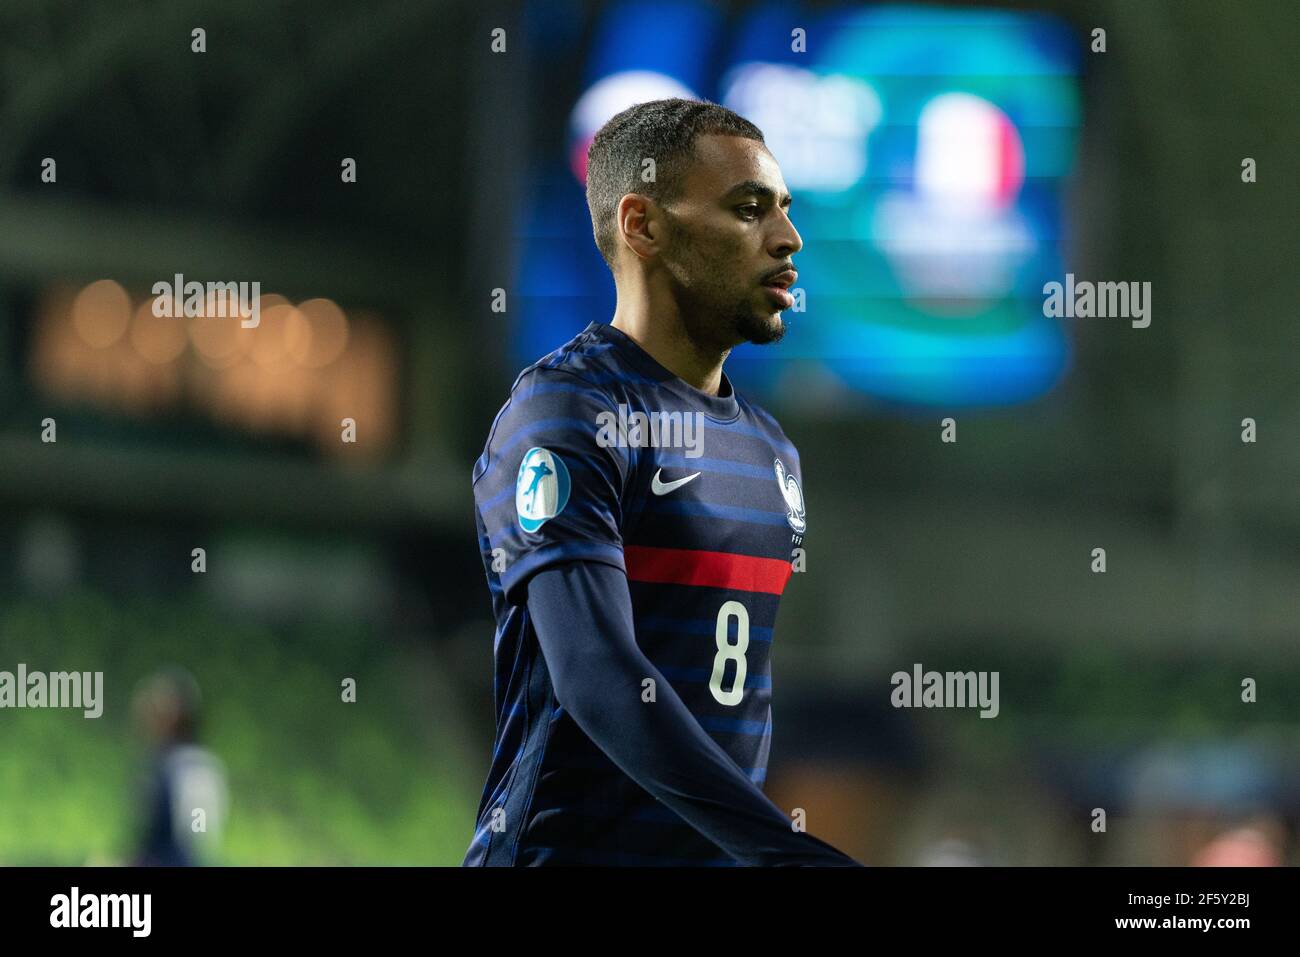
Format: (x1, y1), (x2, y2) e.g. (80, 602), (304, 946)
(131, 668), (228, 866)
(1191, 817), (1286, 867)
(915, 836), (987, 867)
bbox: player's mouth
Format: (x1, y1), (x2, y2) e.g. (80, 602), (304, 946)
(761, 269), (797, 310)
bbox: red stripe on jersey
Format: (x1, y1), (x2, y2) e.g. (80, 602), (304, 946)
(624, 545), (793, 595)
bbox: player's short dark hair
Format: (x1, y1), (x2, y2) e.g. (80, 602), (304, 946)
(585, 98), (765, 271)
(135, 666), (203, 741)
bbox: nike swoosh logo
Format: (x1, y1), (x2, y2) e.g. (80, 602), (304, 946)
(651, 468), (701, 496)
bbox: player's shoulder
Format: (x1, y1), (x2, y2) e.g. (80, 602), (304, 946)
(501, 330), (624, 425)
(735, 389), (801, 466)
(508, 323), (624, 403)
(472, 327), (622, 485)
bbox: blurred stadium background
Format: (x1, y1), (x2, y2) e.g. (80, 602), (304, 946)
(0, 0), (1296, 865)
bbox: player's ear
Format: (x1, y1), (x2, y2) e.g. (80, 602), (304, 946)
(616, 193), (661, 263)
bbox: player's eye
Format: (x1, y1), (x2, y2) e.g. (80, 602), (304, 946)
(736, 204), (761, 220)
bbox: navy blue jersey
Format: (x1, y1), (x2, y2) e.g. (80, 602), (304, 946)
(464, 321), (824, 866)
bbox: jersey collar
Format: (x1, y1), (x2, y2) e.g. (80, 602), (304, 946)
(586, 321), (742, 422)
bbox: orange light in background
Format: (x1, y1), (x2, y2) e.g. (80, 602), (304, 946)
(190, 293), (284, 420)
(291, 298), (349, 369)
(255, 293), (291, 314)
(71, 280), (131, 349)
(316, 315), (397, 456)
(189, 290), (246, 369)
(271, 365), (314, 433)
(129, 299), (189, 365)
(283, 308), (313, 366)
(28, 283), (396, 458)
(250, 302), (300, 371)
(208, 356), (260, 429)
(112, 346), (158, 413)
(30, 288), (80, 396)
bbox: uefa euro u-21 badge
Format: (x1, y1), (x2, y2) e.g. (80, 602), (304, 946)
(516, 447), (572, 532)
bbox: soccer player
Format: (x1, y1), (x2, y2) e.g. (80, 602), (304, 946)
(131, 668), (227, 866)
(463, 98), (858, 866)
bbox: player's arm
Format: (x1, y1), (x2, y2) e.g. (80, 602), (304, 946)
(526, 558), (860, 867)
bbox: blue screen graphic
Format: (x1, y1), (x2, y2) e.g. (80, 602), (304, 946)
(515, 2), (1083, 408)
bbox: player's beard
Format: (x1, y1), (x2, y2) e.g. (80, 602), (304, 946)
(662, 212), (786, 349)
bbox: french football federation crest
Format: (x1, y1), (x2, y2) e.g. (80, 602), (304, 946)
(516, 447), (571, 532)
(773, 457), (805, 533)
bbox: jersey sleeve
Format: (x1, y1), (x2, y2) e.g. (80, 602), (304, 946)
(528, 560), (861, 866)
(473, 367), (629, 606)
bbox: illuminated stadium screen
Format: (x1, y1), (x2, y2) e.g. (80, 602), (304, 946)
(514, 2), (1082, 407)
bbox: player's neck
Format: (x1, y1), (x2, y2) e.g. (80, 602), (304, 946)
(610, 306), (727, 397)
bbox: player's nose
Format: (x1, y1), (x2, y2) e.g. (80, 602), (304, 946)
(768, 208), (802, 257)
